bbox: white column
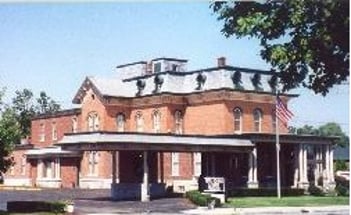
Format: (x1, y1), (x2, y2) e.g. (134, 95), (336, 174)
(325, 144), (330, 183)
(298, 144), (303, 183)
(303, 145), (308, 182)
(55, 158), (60, 179)
(253, 147), (258, 182)
(329, 145), (335, 183)
(247, 147), (258, 188)
(248, 152), (253, 182)
(293, 147), (299, 187)
(37, 159), (43, 178)
(141, 151), (150, 202)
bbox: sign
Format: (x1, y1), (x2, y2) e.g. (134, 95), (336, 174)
(204, 177), (225, 193)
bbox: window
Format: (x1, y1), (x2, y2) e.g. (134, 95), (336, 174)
(253, 108), (263, 132)
(171, 152), (179, 176)
(152, 110), (161, 133)
(154, 62), (161, 73)
(42, 159), (53, 178)
(88, 112), (99, 132)
(174, 110), (183, 134)
(193, 152), (202, 177)
(39, 122), (45, 142)
(135, 112), (144, 132)
(233, 107), (242, 133)
(88, 151), (99, 176)
(72, 117), (78, 133)
(271, 109), (276, 132)
(52, 122), (57, 141)
(116, 113), (125, 132)
(21, 155), (26, 175)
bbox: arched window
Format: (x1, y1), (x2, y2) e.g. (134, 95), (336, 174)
(116, 113), (125, 132)
(253, 108), (263, 132)
(88, 112), (99, 132)
(135, 111), (144, 132)
(72, 117), (78, 133)
(88, 151), (99, 176)
(152, 110), (161, 133)
(174, 110), (183, 134)
(233, 107), (242, 133)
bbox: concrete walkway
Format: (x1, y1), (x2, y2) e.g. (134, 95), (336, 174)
(182, 205), (350, 215)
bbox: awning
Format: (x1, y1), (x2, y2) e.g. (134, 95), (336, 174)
(25, 146), (81, 158)
(56, 132), (254, 153)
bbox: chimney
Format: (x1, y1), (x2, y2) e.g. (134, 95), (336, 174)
(217, 57), (226, 67)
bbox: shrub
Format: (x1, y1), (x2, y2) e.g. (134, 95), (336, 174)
(335, 184), (349, 196)
(7, 201), (66, 213)
(308, 185), (324, 196)
(185, 190), (221, 207)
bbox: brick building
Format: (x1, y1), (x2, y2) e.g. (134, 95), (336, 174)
(4, 57), (336, 201)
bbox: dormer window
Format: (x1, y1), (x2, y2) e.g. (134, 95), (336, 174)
(154, 62), (161, 73)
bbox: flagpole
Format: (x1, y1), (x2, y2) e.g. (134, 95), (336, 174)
(275, 90), (281, 199)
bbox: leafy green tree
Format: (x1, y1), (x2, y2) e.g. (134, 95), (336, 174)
(11, 89), (36, 138)
(289, 122), (349, 147)
(0, 93), (21, 174)
(318, 122), (349, 147)
(36, 91), (61, 114)
(212, 1), (349, 95)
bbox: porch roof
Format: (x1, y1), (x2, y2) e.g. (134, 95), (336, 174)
(25, 146), (81, 158)
(56, 131), (254, 153)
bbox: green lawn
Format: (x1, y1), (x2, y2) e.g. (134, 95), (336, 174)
(226, 196), (350, 208)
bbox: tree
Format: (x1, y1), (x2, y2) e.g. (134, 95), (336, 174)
(212, 1), (349, 95)
(11, 89), (36, 138)
(0, 92), (21, 174)
(36, 91), (61, 114)
(289, 122), (349, 147)
(11, 89), (61, 138)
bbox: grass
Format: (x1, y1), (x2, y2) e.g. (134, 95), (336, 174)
(226, 196), (350, 208)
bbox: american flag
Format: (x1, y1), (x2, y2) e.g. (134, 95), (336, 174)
(276, 96), (294, 126)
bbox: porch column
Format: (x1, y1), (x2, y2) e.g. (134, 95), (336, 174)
(141, 151), (150, 202)
(37, 159), (43, 178)
(324, 144), (330, 183)
(303, 144), (308, 182)
(298, 144), (308, 189)
(247, 147), (258, 188)
(293, 146), (299, 188)
(325, 144), (336, 190)
(329, 145), (335, 183)
(55, 158), (60, 179)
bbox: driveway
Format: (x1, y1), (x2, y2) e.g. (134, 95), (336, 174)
(0, 189), (196, 214)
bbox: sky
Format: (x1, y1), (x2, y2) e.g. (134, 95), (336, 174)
(0, 2), (349, 134)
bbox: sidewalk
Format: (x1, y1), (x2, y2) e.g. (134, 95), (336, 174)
(182, 205), (350, 215)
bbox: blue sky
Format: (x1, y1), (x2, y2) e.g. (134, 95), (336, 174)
(0, 2), (349, 133)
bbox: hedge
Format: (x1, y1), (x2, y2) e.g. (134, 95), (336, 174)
(185, 190), (221, 207)
(7, 201), (66, 213)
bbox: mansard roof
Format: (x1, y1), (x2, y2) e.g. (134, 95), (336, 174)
(72, 59), (298, 104)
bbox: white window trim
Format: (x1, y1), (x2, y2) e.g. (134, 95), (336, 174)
(39, 122), (45, 142)
(233, 108), (242, 134)
(193, 152), (202, 177)
(52, 122), (57, 141)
